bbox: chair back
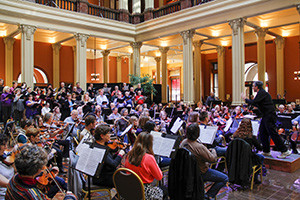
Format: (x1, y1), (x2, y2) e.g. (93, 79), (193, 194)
(113, 168), (145, 200)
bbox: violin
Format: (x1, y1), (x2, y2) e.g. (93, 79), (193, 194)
(107, 140), (126, 150)
(1, 150), (16, 166)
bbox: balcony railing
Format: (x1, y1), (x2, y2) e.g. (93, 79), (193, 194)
(35, 0), (214, 24)
(36, 0), (77, 11)
(153, 1), (181, 19)
(88, 4), (120, 20)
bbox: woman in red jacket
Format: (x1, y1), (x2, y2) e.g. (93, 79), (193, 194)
(125, 132), (164, 200)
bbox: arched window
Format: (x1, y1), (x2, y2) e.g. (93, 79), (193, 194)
(245, 62), (268, 95)
(17, 67), (48, 84)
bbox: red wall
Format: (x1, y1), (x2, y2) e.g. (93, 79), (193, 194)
(109, 56), (117, 83)
(87, 57), (103, 83)
(60, 46), (74, 84)
(0, 38), (5, 82)
(34, 41), (53, 84)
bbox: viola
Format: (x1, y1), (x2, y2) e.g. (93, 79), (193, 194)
(107, 140), (128, 151)
(36, 167), (59, 186)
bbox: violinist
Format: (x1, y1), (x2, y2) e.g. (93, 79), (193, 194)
(5, 145), (49, 200)
(115, 108), (129, 137)
(79, 115), (96, 143)
(92, 125), (125, 187)
(108, 107), (121, 120)
(64, 110), (84, 138)
(0, 134), (15, 200)
(16, 119), (34, 144)
(95, 106), (104, 124)
(53, 106), (62, 122)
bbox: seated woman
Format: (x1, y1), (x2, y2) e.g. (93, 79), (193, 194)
(125, 132), (164, 200)
(92, 125), (125, 187)
(233, 118), (264, 184)
(0, 134), (15, 200)
(179, 123), (228, 199)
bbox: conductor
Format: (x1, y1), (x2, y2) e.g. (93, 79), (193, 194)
(242, 81), (291, 159)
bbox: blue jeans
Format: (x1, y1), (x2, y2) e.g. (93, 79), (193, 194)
(201, 168), (228, 198)
(214, 146), (227, 157)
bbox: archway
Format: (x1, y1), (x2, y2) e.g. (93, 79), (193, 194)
(17, 67), (49, 84)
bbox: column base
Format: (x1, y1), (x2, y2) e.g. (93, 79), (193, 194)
(119, 9), (130, 23)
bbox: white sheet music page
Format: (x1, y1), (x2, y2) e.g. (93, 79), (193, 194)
(76, 147), (106, 176)
(150, 131), (176, 157)
(198, 125), (218, 145)
(224, 117), (233, 132)
(252, 121), (260, 136)
(170, 117), (183, 134)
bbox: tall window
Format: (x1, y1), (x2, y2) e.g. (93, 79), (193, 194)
(211, 62), (218, 97)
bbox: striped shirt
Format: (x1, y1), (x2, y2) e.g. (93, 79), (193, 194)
(5, 174), (49, 200)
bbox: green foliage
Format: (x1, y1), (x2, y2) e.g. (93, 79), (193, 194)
(129, 74), (157, 96)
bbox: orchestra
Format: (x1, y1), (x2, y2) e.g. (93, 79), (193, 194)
(0, 81), (299, 200)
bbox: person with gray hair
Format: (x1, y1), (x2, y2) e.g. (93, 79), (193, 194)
(242, 81), (291, 159)
(5, 145), (49, 199)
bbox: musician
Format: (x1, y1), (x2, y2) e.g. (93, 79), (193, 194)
(87, 83), (96, 98)
(13, 88), (25, 126)
(115, 108), (129, 137)
(16, 119), (34, 144)
(9, 81), (18, 94)
(58, 82), (66, 92)
(53, 106), (62, 122)
(108, 107), (121, 121)
(286, 104), (294, 114)
(233, 118), (264, 184)
(121, 82), (129, 94)
(79, 115), (96, 143)
(135, 105), (144, 116)
(1, 86), (13, 124)
(292, 115), (300, 125)
(135, 90), (145, 105)
(125, 132), (164, 200)
(242, 81), (291, 159)
(92, 125), (125, 187)
(234, 106), (244, 119)
(94, 106), (104, 124)
(129, 86), (136, 97)
(25, 94), (39, 120)
(64, 110), (84, 138)
(96, 89), (109, 107)
(41, 102), (51, 116)
(205, 92), (216, 107)
(102, 83), (111, 96)
(81, 93), (93, 115)
(111, 86), (120, 98)
(136, 116), (150, 136)
(0, 134), (15, 200)
(75, 82), (84, 95)
(5, 145), (49, 199)
(62, 94), (75, 120)
(114, 91), (126, 108)
(134, 83), (143, 94)
(179, 124), (228, 199)
(128, 116), (138, 145)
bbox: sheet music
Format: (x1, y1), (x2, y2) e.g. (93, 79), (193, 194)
(150, 131), (176, 157)
(170, 117), (184, 134)
(76, 142), (90, 156)
(251, 121), (260, 136)
(224, 117), (233, 132)
(76, 147), (106, 176)
(119, 124), (133, 137)
(197, 125), (218, 145)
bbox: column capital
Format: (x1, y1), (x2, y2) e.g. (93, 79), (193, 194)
(52, 43), (61, 51)
(130, 42), (143, 49)
(180, 30), (195, 45)
(217, 46), (225, 55)
(117, 56), (122, 62)
(159, 47), (170, 54)
(275, 36), (285, 49)
(74, 33), (89, 47)
(3, 37), (15, 50)
(101, 50), (110, 56)
(193, 40), (203, 48)
(19, 24), (36, 40)
(154, 57), (161, 63)
(255, 28), (268, 38)
(229, 18), (246, 35)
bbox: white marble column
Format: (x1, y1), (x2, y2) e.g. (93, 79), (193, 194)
(132, 0), (141, 13)
(20, 25), (36, 88)
(145, 0), (154, 10)
(119, 0), (128, 10)
(130, 42), (142, 76)
(117, 56), (122, 82)
(101, 50), (110, 83)
(217, 46), (225, 101)
(52, 44), (61, 89)
(74, 33), (89, 91)
(159, 47), (169, 103)
(275, 36), (285, 97)
(3, 37), (15, 86)
(180, 30), (195, 104)
(255, 28), (267, 87)
(229, 18), (245, 105)
(155, 57), (161, 84)
(193, 40), (203, 103)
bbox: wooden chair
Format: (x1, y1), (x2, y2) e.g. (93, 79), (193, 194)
(113, 168), (145, 200)
(250, 165), (263, 190)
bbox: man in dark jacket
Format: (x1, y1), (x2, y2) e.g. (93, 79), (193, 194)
(242, 81), (291, 159)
